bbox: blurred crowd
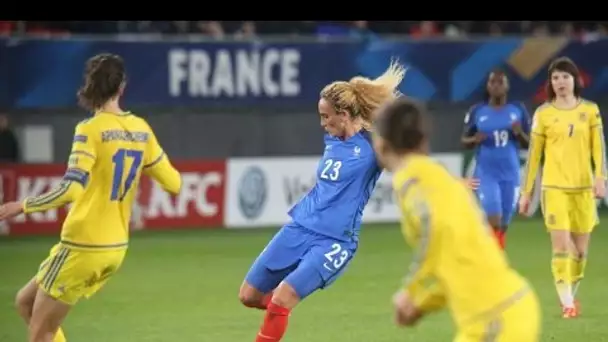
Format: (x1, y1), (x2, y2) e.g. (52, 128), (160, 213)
(1, 21), (608, 40)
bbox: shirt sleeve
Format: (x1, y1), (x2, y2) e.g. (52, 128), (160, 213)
(143, 127), (182, 195)
(521, 108), (545, 196)
(23, 122), (97, 213)
(590, 105), (607, 180)
(399, 183), (446, 313)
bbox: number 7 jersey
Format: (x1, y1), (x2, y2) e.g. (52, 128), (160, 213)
(522, 99), (606, 193)
(52, 112), (180, 249)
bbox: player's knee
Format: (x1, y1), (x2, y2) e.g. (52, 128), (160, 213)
(571, 233), (590, 255)
(15, 288), (34, 318)
(271, 282), (300, 309)
(550, 231), (570, 253)
(238, 282), (264, 308)
(571, 247), (586, 260)
(573, 251), (586, 260)
(486, 215), (501, 229)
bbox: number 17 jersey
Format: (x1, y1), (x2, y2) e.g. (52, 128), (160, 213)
(60, 111), (179, 249)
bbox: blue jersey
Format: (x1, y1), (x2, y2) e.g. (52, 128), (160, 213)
(464, 102), (531, 182)
(288, 130), (382, 242)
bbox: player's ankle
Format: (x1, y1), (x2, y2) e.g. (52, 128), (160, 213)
(267, 302), (291, 315)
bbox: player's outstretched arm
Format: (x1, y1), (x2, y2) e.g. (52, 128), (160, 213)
(23, 177), (85, 213)
(143, 155), (181, 195)
(0, 122), (95, 220)
(0, 177), (85, 221)
(25, 122), (97, 213)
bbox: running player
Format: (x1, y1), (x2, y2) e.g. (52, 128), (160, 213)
(0, 53), (181, 342)
(462, 70), (530, 249)
(238, 61), (406, 342)
(519, 57), (606, 318)
(374, 97), (540, 342)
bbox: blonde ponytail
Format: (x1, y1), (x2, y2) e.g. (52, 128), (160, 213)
(320, 60), (407, 130)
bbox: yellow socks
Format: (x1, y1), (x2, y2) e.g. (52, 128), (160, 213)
(54, 327), (67, 342)
(552, 252), (574, 308)
(571, 254), (587, 297)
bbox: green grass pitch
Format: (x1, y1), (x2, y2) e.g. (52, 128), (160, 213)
(1, 218), (607, 341)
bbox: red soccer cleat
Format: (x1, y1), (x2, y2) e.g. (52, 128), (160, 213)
(560, 299), (581, 314)
(562, 306), (578, 319)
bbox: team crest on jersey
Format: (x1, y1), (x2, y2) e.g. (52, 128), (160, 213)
(85, 266), (114, 287)
(353, 146), (361, 157)
(57, 284), (66, 294)
(579, 112), (587, 121)
(510, 112), (517, 122)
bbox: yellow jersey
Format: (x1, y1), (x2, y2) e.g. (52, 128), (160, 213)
(522, 99), (607, 195)
(394, 155), (530, 328)
(23, 112), (182, 250)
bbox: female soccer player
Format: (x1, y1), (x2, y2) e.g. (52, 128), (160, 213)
(0, 53), (181, 342)
(462, 70), (530, 249)
(373, 97), (540, 342)
(519, 57), (606, 318)
(238, 61), (406, 342)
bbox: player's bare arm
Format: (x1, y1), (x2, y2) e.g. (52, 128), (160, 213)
(461, 133), (486, 148)
(511, 120), (529, 146)
(511, 102), (531, 147)
(461, 106), (486, 149)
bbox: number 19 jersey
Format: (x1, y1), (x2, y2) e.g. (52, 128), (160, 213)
(464, 102), (530, 182)
(60, 112), (180, 250)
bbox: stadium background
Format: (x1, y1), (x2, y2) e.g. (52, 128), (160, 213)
(2, 21), (608, 341)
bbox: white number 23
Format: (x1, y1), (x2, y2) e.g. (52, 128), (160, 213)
(323, 243), (349, 271)
(321, 159), (342, 181)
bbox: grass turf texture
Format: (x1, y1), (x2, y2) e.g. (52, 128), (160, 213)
(1, 218), (607, 341)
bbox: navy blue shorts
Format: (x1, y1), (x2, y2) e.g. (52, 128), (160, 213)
(244, 222), (357, 299)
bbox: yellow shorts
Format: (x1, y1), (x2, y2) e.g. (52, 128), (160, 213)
(540, 188), (598, 233)
(455, 290), (541, 342)
(36, 243), (126, 305)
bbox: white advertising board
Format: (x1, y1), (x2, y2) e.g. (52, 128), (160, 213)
(225, 154), (463, 228)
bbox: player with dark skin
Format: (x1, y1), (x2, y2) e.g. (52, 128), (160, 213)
(461, 71), (529, 231)
(463, 71), (529, 148)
